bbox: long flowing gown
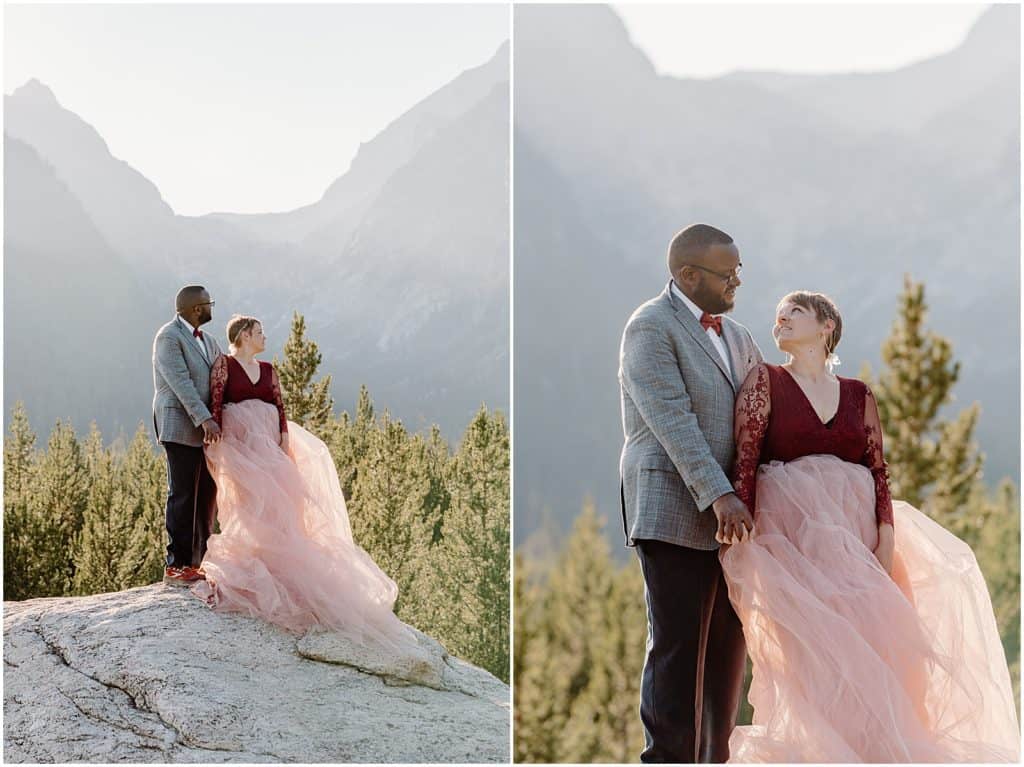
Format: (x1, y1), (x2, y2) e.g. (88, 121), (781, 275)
(722, 363), (1019, 763)
(191, 354), (416, 652)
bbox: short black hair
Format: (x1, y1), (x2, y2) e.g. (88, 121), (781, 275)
(667, 224), (734, 275)
(175, 285), (208, 313)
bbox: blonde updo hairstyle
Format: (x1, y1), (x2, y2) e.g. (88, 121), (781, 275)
(226, 314), (260, 353)
(777, 291), (843, 366)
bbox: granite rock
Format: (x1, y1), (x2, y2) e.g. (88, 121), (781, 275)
(3, 585), (509, 763)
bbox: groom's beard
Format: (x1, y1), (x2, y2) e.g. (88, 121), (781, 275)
(695, 279), (735, 315)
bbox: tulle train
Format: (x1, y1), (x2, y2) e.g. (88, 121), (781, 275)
(721, 454), (1019, 763)
(192, 399), (416, 651)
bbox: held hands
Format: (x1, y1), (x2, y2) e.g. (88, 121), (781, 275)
(712, 492), (755, 546)
(201, 418), (221, 445)
(874, 522), (895, 576)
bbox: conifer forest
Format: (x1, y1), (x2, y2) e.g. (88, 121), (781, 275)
(3, 313), (511, 683)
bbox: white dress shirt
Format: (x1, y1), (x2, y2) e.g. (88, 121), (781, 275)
(671, 282), (732, 378)
(178, 315), (209, 362)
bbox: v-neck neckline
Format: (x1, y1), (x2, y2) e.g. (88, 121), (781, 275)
(778, 365), (842, 428)
(230, 355), (263, 387)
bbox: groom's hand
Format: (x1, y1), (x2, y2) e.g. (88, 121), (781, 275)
(201, 418), (221, 445)
(711, 493), (754, 545)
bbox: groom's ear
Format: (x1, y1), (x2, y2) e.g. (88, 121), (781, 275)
(674, 265), (696, 291)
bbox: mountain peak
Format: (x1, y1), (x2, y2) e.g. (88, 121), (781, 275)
(515, 4), (656, 83)
(963, 4), (1018, 49)
(9, 78), (59, 106)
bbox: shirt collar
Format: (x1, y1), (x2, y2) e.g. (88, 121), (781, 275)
(178, 314), (201, 338)
(670, 281), (710, 322)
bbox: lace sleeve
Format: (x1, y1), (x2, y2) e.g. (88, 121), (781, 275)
(732, 363), (771, 514)
(210, 354), (228, 427)
(862, 386), (894, 526)
(270, 366), (288, 434)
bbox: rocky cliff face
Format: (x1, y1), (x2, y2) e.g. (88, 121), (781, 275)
(3, 585), (509, 762)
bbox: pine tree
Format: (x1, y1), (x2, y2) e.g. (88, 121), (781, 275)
(862, 276), (982, 519)
(273, 311), (334, 436)
(355, 384), (374, 425)
(117, 424), (168, 587)
(348, 411), (435, 623)
(4, 403), (39, 600)
(25, 420), (89, 596)
(513, 552), (538, 761)
(862, 275), (1016, 704)
(928, 405), (984, 534)
(552, 544), (645, 762)
(513, 507), (680, 762)
(72, 425), (128, 595)
(434, 407), (510, 681)
(514, 551), (564, 763)
(606, 562), (646, 757)
(331, 390), (509, 682)
(424, 424), (452, 544)
(330, 385), (376, 498)
(545, 502), (617, 762)
(4, 402), (36, 498)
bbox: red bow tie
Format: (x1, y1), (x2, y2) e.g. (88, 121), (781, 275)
(193, 328), (203, 340)
(699, 312), (723, 336)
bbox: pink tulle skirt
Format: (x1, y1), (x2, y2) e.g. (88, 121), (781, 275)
(191, 399), (415, 650)
(721, 454), (1019, 763)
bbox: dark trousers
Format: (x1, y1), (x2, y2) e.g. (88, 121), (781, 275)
(161, 441), (217, 568)
(635, 538), (747, 764)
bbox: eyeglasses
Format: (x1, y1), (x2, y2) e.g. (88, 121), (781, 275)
(683, 263), (742, 283)
(196, 301), (216, 307)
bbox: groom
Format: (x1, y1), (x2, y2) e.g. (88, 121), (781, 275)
(152, 285), (223, 586)
(618, 224), (763, 763)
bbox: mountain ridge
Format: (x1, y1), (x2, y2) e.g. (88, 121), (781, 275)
(4, 45), (510, 441)
(513, 4), (1019, 547)
(204, 40), (509, 246)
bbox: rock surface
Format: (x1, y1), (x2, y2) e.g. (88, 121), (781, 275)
(4, 585), (509, 763)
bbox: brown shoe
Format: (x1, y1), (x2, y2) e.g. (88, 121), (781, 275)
(163, 566), (205, 586)
(185, 565), (207, 580)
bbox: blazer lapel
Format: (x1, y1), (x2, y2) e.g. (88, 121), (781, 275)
(666, 285), (733, 386)
(202, 331), (217, 364)
(720, 322), (745, 392)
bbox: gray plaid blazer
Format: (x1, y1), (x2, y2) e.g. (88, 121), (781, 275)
(152, 317), (223, 447)
(618, 282), (763, 550)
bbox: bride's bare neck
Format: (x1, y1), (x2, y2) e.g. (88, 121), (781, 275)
(784, 348), (830, 382)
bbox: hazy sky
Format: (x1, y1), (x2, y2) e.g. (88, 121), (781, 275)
(613, 4), (988, 79)
(5, 3), (509, 216)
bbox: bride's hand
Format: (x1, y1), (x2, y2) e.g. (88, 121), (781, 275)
(280, 432), (290, 454)
(874, 522), (895, 576)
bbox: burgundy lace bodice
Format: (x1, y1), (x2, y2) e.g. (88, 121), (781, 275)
(210, 355), (288, 434)
(732, 363), (893, 525)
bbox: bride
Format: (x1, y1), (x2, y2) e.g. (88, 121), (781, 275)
(721, 291), (1019, 763)
(190, 314), (415, 652)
